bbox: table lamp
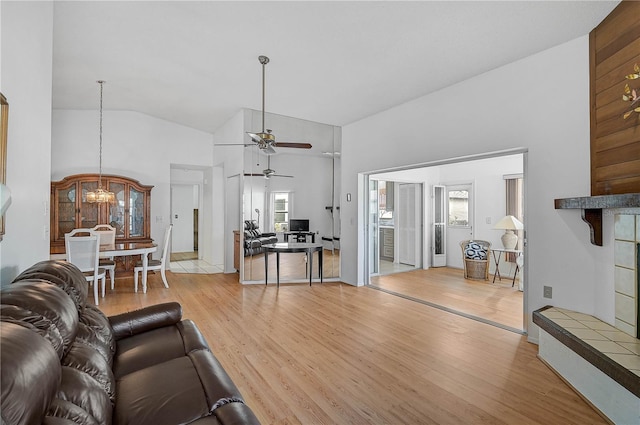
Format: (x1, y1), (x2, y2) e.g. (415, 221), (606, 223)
(494, 215), (523, 250)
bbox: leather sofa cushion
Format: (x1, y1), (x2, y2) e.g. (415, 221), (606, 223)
(62, 342), (116, 403)
(184, 403), (261, 425)
(246, 239), (262, 249)
(115, 350), (244, 425)
(0, 304), (66, 359)
(1, 281), (79, 357)
(213, 402), (262, 425)
(78, 305), (116, 367)
(44, 398), (100, 425)
(113, 320), (209, 379)
(13, 260), (89, 312)
(57, 366), (112, 425)
(1, 322), (61, 425)
(109, 301), (182, 340)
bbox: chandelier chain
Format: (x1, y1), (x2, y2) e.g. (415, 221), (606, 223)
(98, 80), (104, 189)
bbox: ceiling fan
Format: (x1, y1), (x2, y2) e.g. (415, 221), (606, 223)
(244, 155), (293, 179)
(245, 55), (312, 155)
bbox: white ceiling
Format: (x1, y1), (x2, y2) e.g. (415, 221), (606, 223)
(52, 1), (619, 135)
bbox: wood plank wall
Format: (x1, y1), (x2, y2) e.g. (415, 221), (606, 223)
(590, 0), (640, 195)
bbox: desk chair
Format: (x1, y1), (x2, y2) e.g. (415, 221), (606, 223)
(65, 229), (106, 305)
(92, 224), (116, 290)
(134, 224), (172, 292)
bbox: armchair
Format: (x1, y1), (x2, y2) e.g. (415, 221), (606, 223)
(243, 220), (278, 256)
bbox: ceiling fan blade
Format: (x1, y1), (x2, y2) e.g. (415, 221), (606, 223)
(244, 173), (267, 177)
(272, 174), (294, 178)
(264, 144), (277, 155)
(273, 142), (312, 149)
(215, 143), (254, 147)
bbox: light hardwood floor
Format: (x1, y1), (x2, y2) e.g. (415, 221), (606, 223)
(98, 272), (605, 425)
(370, 267), (524, 331)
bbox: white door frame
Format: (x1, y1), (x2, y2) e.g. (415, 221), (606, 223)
(361, 149), (528, 334)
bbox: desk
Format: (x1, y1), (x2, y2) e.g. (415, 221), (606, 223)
(51, 242), (157, 293)
(491, 248), (522, 286)
(263, 243), (323, 286)
(283, 231), (315, 243)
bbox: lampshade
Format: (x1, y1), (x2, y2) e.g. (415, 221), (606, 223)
(494, 215), (524, 230)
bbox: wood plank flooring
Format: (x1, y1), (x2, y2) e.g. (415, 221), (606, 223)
(243, 249), (341, 281)
(370, 267), (523, 331)
(97, 272), (605, 425)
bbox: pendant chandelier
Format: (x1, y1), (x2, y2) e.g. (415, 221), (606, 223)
(86, 80), (115, 203)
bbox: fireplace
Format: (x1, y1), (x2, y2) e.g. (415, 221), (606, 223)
(614, 213), (640, 339)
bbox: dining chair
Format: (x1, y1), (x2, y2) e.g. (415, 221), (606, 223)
(65, 229), (106, 305)
(134, 224), (172, 292)
(92, 224), (116, 290)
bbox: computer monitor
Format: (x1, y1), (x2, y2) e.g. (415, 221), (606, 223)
(289, 219), (310, 232)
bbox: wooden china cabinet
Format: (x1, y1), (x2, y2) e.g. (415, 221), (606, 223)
(50, 174), (153, 270)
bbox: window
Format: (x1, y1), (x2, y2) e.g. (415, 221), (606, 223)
(273, 192), (290, 232)
(448, 189), (469, 226)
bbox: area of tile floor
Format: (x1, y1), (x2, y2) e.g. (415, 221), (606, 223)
(379, 259), (417, 275)
(170, 259), (224, 274)
(539, 307), (640, 377)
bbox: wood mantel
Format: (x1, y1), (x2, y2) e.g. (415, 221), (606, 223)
(554, 193), (640, 246)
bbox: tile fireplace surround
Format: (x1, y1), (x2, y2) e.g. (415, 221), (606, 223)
(533, 211), (640, 424)
(614, 213), (639, 337)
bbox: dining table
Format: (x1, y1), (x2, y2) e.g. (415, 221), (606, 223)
(51, 241), (158, 293)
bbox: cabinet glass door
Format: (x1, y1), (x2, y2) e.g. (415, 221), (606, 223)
(130, 187), (145, 237)
(80, 181), (99, 229)
(56, 186), (77, 239)
(109, 182), (126, 238)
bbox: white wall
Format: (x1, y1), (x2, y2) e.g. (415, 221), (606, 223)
(51, 109), (213, 258)
(0, 1), (54, 284)
(342, 36), (607, 342)
(212, 109), (245, 272)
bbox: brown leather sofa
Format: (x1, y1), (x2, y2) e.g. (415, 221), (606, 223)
(1, 260), (261, 425)
(243, 220), (278, 256)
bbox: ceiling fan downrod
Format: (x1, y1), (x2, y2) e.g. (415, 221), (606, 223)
(259, 55), (269, 135)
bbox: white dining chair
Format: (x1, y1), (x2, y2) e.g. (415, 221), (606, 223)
(92, 224), (117, 290)
(65, 229), (106, 305)
(134, 224), (172, 292)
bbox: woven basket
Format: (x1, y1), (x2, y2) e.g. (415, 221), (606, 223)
(464, 258), (487, 280)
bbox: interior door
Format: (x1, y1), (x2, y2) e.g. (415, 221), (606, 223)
(432, 185), (446, 267)
(398, 183), (421, 266)
(368, 179), (379, 275)
(445, 184), (474, 269)
(171, 184), (195, 253)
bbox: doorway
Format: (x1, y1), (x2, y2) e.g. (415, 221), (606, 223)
(368, 179), (423, 276)
(169, 165), (220, 274)
(365, 152), (526, 333)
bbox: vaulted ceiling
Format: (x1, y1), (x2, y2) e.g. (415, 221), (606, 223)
(52, 1), (619, 134)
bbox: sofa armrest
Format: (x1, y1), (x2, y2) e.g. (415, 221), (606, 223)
(261, 232), (276, 237)
(109, 302), (182, 340)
